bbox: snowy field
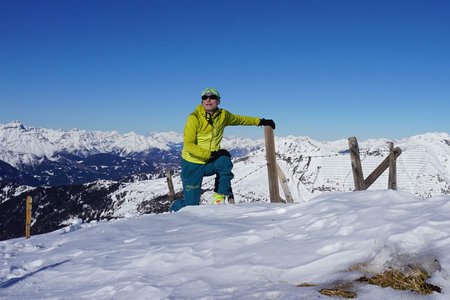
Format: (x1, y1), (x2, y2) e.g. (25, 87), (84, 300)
(1, 190), (450, 299)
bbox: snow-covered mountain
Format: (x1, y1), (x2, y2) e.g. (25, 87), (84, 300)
(0, 120), (182, 157)
(0, 121), (449, 241)
(0, 120), (261, 162)
(0, 121), (183, 186)
(0, 121), (260, 186)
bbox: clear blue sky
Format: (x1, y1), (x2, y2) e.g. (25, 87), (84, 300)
(1, 0), (449, 141)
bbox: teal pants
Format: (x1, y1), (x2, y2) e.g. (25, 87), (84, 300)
(170, 157), (234, 212)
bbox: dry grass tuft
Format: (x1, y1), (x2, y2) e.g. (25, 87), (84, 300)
(296, 282), (318, 287)
(298, 259), (441, 298)
(358, 265), (441, 295)
(319, 288), (357, 298)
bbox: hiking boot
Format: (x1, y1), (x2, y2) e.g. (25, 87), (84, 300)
(212, 192), (226, 204)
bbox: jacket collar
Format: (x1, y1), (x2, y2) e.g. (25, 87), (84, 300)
(195, 105), (221, 118)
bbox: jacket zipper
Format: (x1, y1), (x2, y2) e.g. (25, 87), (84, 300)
(207, 113), (214, 151)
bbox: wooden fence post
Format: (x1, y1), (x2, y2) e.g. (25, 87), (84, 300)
(364, 146), (402, 189)
(388, 142), (398, 190)
(276, 162), (294, 203)
(348, 137), (365, 191)
(25, 196), (32, 239)
(165, 171), (175, 204)
(264, 126), (281, 203)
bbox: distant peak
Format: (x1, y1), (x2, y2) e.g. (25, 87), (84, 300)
(3, 120), (28, 131)
(9, 120), (23, 125)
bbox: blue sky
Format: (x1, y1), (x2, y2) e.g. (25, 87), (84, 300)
(1, 0), (449, 141)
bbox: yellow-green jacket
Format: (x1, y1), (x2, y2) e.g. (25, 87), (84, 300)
(182, 105), (260, 164)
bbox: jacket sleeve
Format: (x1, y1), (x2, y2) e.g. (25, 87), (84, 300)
(224, 110), (260, 126)
(183, 114), (211, 162)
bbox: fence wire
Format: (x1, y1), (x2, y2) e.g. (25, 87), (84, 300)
(168, 146), (448, 199)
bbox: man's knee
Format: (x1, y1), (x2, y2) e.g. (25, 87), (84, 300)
(214, 155), (233, 170)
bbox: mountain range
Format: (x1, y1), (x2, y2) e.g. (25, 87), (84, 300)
(1, 120), (449, 240)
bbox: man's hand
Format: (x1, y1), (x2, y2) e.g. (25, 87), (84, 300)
(209, 149), (231, 162)
(259, 118), (276, 130)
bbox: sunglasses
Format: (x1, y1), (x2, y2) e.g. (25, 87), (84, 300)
(201, 95), (219, 100)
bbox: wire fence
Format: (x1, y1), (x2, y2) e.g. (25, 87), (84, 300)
(293, 146), (448, 197)
(169, 145), (449, 200)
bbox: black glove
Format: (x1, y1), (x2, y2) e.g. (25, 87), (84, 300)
(209, 149), (231, 162)
(259, 118), (276, 130)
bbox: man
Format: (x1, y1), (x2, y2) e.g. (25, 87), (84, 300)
(170, 87), (275, 212)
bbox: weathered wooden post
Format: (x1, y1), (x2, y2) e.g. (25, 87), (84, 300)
(348, 137), (365, 191)
(364, 146), (402, 189)
(264, 126), (281, 202)
(388, 142), (398, 190)
(25, 196), (32, 239)
(276, 162), (294, 203)
(165, 171), (175, 204)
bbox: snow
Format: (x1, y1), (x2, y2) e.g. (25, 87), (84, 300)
(1, 190), (450, 299)
(109, 177), (182, 218)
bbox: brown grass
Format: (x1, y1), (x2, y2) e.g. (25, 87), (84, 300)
(297, 261), (442, 298)
(319, 288), (357, 298)
(296, 282), (318, 287)
(358, 265), (441, 295)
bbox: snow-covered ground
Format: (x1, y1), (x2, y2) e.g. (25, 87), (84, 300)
(1, 190), (450, 299)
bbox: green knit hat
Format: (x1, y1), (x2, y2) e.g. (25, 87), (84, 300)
(201, 87), (221, 98)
